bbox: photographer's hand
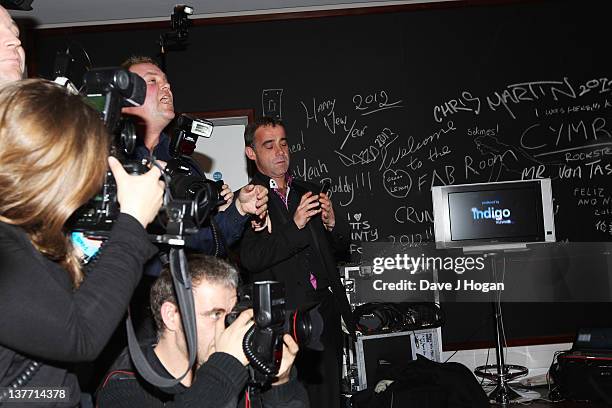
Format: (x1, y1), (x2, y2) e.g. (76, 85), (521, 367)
(108, 156), (164, 228)
(236, 185), (269, 217)
(293, 192), (321, 229)
(273, 334), (299, 386)
(217, 184), (234, 212)
(214, 309), (253, 366)
(251, 213), (272, 233)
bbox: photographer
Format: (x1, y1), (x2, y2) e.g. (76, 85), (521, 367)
(97, 255), (308, 408)
(0, 5), (24, 84)
(120, 56), (268, 269)
(0, 79), (164, 405)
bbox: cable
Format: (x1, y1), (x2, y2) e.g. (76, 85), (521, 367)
(480, 348), (491, 387)
(0, 360), (42, 402)
(61, 41), (93, 93)
(242, 326), (275, 377)
(210, 218), (220, 257)
(443, 315), (493, 363)
(547, 350), (567, 402)
(67, 41), (93, 70)
(498, 255), (508, 361)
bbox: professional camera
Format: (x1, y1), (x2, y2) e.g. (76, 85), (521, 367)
(82, 67), (144, 152)
(166, 113), (220, 207)
(150, 114), (225, 242)
(225, 281), (324, 386)
(70, 68), (223, 242)
(70, 68), (147, 233)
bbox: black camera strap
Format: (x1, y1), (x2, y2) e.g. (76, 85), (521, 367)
(126, 247), (198, 388)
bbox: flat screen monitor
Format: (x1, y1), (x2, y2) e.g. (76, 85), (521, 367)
(431, 179), (556, 251)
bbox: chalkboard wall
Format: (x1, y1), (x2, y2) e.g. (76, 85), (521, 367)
(33, 0), (612, 346)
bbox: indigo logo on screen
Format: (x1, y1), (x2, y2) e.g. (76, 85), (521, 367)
(471, 200), (513, 224)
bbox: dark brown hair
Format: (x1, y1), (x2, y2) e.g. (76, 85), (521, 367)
(244, 116), (285, 148)
(150, 254), (240, 336)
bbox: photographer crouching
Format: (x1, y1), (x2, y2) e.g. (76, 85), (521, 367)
(97, 255), (308, 408)
(0, 79), (165, 406)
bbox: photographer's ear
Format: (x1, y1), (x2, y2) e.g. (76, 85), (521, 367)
(160, 301), (181, 332)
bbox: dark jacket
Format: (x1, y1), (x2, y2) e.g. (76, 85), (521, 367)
(240, 172), (355, 333)
(0, 214), (157, 407)
(96, 346), (309, 408)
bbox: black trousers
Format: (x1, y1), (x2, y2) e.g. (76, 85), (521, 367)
(295, 291), (343, 408)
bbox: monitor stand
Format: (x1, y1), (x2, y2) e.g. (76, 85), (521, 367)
(465, 249), (529, 405)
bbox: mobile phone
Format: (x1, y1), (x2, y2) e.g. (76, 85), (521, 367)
(319, 180), (331, 196)
(315, 181), (331, 212)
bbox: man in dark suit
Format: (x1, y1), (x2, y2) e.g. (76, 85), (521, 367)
(240, 116), (355, 408)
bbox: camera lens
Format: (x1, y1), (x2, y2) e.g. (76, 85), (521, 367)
(170, 173), (205, 200)
(286, 305), (324, 351)
(117, 118), (137, 155)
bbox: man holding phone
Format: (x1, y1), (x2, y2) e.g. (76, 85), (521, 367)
(240, 116), (355, 408)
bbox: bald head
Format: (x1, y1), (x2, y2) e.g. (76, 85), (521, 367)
(0, 5), (24, 84)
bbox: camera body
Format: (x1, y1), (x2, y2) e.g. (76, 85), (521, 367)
(71, 68), (147, 235)
(72, 161), (149, 233)
(149, 157), (225, 241)
(226, 281), (323, 386)
(83, 67), (144, 153)
(156, 113), (226, 241)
